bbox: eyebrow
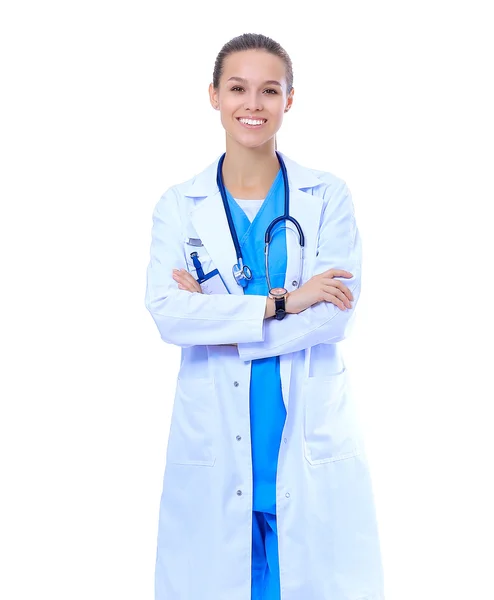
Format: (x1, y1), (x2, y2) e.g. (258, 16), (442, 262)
(227, 76), (282, 87)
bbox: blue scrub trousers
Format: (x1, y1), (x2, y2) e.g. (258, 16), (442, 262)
(251, 511), (281, 600)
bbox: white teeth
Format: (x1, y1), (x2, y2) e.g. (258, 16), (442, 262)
(239, 118), (266, 125)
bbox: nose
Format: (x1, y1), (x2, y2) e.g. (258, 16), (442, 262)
(243, 91), (263, 112)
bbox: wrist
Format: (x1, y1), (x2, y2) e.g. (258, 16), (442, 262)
(268, 287), (289, 320)
(285, 291), (295, 314)
(285, 288), (315, 315)
(264, 296), (276, 319)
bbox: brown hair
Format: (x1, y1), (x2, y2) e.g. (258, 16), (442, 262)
(212, 33), (293, 92)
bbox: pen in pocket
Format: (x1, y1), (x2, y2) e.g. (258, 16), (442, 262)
(190, 252), (205, 281)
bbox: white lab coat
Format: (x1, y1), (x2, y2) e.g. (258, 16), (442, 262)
(145, 153), (385, 600)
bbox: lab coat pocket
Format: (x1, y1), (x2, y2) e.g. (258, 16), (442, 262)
(303, 368), (361, 466)
(166, 377), (217, 467)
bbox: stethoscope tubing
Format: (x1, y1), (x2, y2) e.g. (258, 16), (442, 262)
(216, 151), (305, 287)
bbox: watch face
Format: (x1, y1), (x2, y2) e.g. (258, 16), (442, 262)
(270, 287), (287, 298)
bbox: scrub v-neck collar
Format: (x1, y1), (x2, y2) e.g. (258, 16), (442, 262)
(225, 169), (283, 248)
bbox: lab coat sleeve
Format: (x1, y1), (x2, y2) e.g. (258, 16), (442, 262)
(237, 182), (362, 361)
(145, 188), (267, 347)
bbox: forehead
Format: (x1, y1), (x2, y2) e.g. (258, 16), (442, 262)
(221, 50), (287, 84)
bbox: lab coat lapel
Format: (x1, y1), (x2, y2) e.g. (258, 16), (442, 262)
(280, 191), (323, 410)
(283, 187), (323, 291)
(279, 151), (324, 293)
(183, 157), (244, 296)
(278, 155), (324, 410)
(189, 191), (243, 296)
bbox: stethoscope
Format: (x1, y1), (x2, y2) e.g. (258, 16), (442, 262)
(216, 151), (305, 289)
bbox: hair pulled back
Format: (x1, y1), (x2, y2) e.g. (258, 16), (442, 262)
(212, 33), (293, 93)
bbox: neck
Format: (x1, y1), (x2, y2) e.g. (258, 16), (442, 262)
(222, 137), (279, 194)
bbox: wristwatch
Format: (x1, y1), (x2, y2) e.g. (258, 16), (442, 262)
(268, 287), (289, 320)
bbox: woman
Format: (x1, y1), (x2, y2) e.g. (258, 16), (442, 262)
(145, 33), (384, 600)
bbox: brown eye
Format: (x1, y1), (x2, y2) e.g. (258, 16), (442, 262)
(264, 89), (277, 94)
(231, 86), (244, 92)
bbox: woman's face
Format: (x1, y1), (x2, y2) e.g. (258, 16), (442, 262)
(210, 49), (294, 149)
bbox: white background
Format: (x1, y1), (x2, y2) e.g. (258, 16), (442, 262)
(1, 1), (493, 599)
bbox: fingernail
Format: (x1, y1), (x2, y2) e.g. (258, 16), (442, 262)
(173, 269), (179, 273)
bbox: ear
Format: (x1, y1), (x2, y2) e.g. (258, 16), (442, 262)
(209, 83), (220, 110)
(284, 87), (295, 113)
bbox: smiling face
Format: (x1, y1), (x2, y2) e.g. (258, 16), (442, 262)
(209, 49), (294, 150)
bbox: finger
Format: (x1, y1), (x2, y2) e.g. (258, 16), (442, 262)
(182, 272), (202, 289)
(175, 268), (194, 281)
(173, 269), (195, 285)
(173, 271), (199, 292)
(172, 268), (192, 277)
(323, 284), (352, 308)
(179, 270), (204, 293)
(322, 278), (354, 301)
(325, 269), (353, 279)
(322, 291), (348, 311)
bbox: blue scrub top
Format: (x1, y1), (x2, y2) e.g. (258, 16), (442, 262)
(225, 170), (287, 514)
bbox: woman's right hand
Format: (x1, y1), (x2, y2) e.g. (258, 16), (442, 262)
(287, 269), (354, 314)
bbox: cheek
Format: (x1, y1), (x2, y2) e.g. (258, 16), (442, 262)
(267, 97), (286, 117)
(219, 95), (238, 112)
(219, 110), (234, 133)
(218, 99), (239, 125)
(269, 108), (285, 129)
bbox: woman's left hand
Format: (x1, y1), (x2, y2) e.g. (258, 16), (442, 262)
(172, 269), (203, 293)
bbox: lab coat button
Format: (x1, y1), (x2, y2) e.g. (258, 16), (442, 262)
(285, 492), (290, 498)
(237, 490), (242, 496)
(283, 438), (287, 444)
(233, 381), (239, 387)
(236, 435), (242, 441)
(292, 280), (298, 287)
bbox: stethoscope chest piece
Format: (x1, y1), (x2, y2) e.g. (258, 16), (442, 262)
(232, 258), (253, 287)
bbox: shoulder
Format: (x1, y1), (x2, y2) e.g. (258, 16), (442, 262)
(282, 154), (352, 210)
(310, 168), (348, 194)
(157, 175), (197, 203)
(153, 167), (209, 218)
(311, 169), (353, 215)
(159, 157), (220, 204)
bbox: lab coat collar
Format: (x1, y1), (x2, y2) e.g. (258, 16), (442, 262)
(183, 152), (324, 198)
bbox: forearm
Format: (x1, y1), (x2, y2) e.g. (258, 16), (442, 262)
(237, 283), (359, 360)
(146, 287), (270, 347)
(218, 296), (275, 347)
(221, 293), (316, 348)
